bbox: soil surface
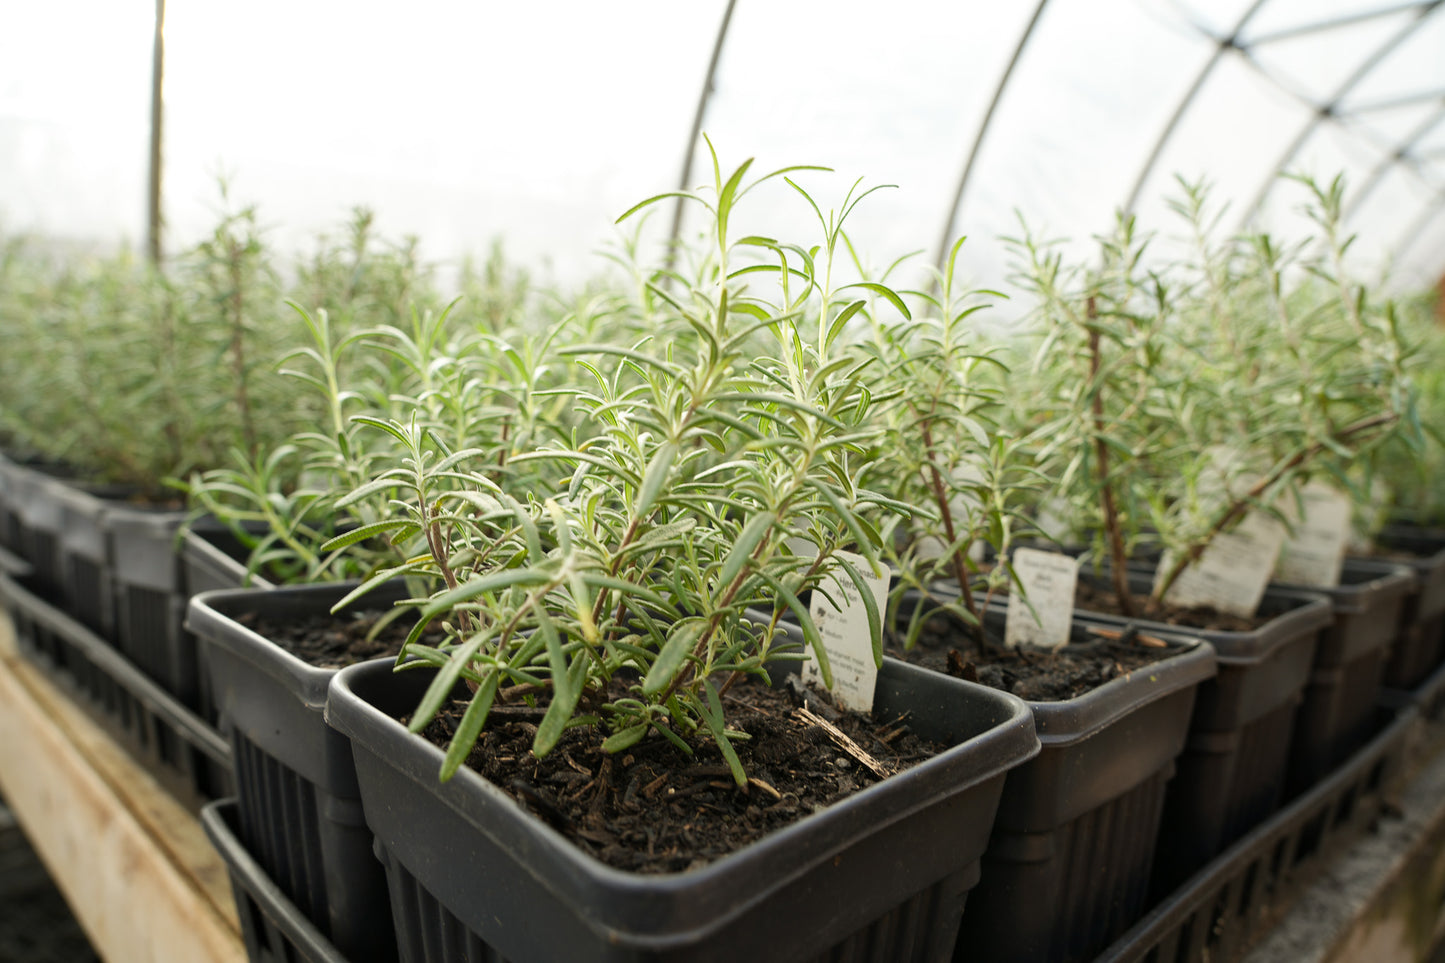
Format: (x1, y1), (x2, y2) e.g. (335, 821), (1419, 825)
(237, 607), (442, 669)
(1072, 580), (1263, 632)
(890, 604), (1186, 701)
(419, 676), (945, 873)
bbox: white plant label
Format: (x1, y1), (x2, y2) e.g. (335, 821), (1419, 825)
(1154, 511), (1286, 617)
(1275, 483), (1352, 588)
(803, 548), (889, 713)
(1004, 548), (1079, 649)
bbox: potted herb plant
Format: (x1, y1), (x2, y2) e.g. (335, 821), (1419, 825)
(1008, 176), (1417, 893)
(863, 225), (1215, 963)
(323, 148), (1041, 963)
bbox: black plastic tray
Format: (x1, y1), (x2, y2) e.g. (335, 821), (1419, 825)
(1383, 654), (1445, 722)
(1094, 699), (1419, 963)
(0, 572), (232, 809)
(201, 799), (349, 963)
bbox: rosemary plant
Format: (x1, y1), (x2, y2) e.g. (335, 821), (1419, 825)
(864, 237), (1041, 647)
(1013, 176), (1420, 615)
(333, 145), (909, 786)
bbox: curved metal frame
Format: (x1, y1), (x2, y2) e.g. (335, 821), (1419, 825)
(1235, 1), (1445, 230)
(1121, 0), (1270, 216)
(1124, 1), (1445, 284)
(932, 0), (1050, 272)
(1341, 101), (1445, 221)
(667, 0), (738, 255)
(146, 0), (166, 265)
(1390, 190), (1445, 272)
(661, 0), (1445, 282)
(1243, 0), (1437, 44)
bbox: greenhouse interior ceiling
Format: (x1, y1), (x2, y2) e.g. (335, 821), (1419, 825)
(3, 0), (1445, 300)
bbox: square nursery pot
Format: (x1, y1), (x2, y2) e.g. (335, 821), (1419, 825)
(202, 799), (349, 963)
(8, 462), (71, 596)
(0, 452), (25, 554)
(1373, 524), (1445, 691)
(1070, 573), (1334, 896)
(181, 517), (278, 725)
(106, 506), (197, 708)
(947, 601), (1216, 963)
(186, 581), (407, 963)
(54, 480), (125, 639)
(181, 517), (279, 595)
(325, 654), (1041, 963)
(1272, 557), (1416, 796)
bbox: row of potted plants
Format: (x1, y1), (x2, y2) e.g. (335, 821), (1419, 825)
(1, 152), (1442, 962)
(188, 160), (1437, 962)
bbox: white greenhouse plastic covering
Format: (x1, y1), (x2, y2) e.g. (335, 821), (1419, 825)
(3, 0), (1444, 298)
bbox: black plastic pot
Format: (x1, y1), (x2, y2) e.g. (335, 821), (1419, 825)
(0, 453), (25, 554)
(54, 482), (117, 639)
(1272, 557), (1415, 795)
(9, 461), (138, 637)
(0, 571), (232, 806)
(328, 654), (1040, 963)
(9, 465), (68, 594)
(186, 582), (408, 963)
(1072, 575), (1334, 895)
(180, 518), (278, 725)
(201, 799), (349, 963)
(949, 603), (1216, 963)
(181, 518), (278, 595)
(106, 506), (197, 708)
(1373, 525), (1445, 691)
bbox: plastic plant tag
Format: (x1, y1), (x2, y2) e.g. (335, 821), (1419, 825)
(1275, 482), (1352, 587)
(803, 548), (889, 713)
(1004, 548), (1079, 649)
(1155, 511), (1286, 617)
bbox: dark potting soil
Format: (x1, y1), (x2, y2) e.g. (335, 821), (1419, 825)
(419, 676), (945, 874)
(890, 603), (1187, 702)
(1073, 580), (1263, 633)
(237, 607), (443, 669)
(1365, 545), (1433, 564)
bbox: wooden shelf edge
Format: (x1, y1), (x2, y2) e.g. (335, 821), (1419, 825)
(0, 612), (244, 963)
